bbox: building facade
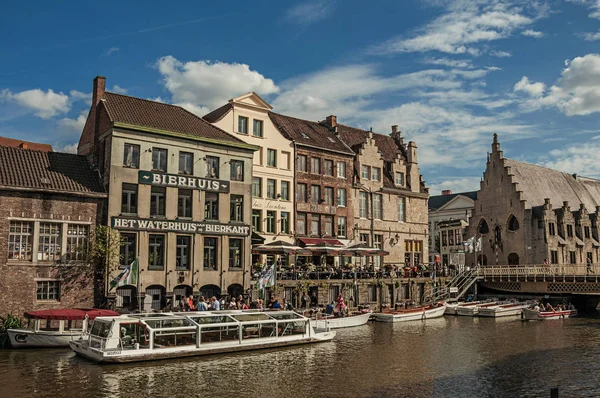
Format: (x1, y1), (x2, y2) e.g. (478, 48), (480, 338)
(0, 144), (106, 315)
(466, 134), (600, 266)
(78, 76), (258, 310)
(204, 93), (295, 266)
(428, 190), (477, 265)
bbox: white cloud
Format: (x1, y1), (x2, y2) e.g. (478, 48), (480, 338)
(540, 141), (600, 178)
(567, 0), (600, 20)
(156, 55), (279, 110)
(57, 111), (87, 133)
(54, 143), (78, 154)
(111, 85), (128, 94)
(422, 57), (475, 69)
(105, 47), (119, 55)
(428, 177), (482, 195)
(284, 0), (336, 26)
(521, 29), (544, 38)
(0, 88), (70, 118)
(582, 31), (600, 41)
(513, 76), (545, 97)
(369, 1), (545, 55)
(490, 50), (512, 57)
(175, 102), (209, 117)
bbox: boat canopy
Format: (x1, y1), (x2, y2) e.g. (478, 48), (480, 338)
(25, 308), (119, 320)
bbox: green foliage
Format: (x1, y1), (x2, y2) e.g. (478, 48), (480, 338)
(0, 314), (23, 348)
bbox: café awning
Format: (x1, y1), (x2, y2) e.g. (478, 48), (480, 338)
(298, 238), (344, 246)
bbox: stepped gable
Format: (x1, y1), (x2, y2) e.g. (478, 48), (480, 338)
(336, 124), (406, 163)
(0, 145), (104, 194)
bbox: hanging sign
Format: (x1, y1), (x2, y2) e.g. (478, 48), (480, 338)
(138, 171), (230, 193)
(112, 217), (250, 236)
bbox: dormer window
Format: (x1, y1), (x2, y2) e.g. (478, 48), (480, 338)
(395, 172), (404, 186)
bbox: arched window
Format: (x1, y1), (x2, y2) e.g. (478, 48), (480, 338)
(495, 225), (502, 243)
(507, 253), (519, 265)
(478, 219), (489, 234)
(508, 215), (519, 231)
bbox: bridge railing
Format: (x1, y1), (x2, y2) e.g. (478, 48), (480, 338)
(476, 264), (600, 277)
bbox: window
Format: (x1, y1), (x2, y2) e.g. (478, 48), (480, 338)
(238, 116), (248, 134)
(311, 157), (320, 174)
(551, 250), (558, 264)
(152, 148), (167, 171)
(508, 215), (519, 231)
(204, 192), (219, 220)
(230, 160), (244, 181)
(230, 195), (244, 222)
(229, 239), (243, 268)
(66, 224), (89, 261)
(324, 216), (333, 236)
(123, 143), (140, 168)
(281, 212), (290, 234)
(8, 221), (32, 261)
(253, 119), (263, 137)
(121, 183), (138, 214)
(297, 183), (307, 202)
(204, 237), (218, 270)
(373, 194), (382, 219)
(310, 185), (321, 203)
(148, 235), (165, 269)
(179, 152), (193, 175)
(176, 236), (191, 270)
(297, 213), (307, 235)
(266, 211), (276, 233)
(267, 149), (277, 167)
(178, 189), (192, 218)
(361, 165), (370, 180)
(372, 167), (381, 181)
(398, 197), (405, 222)
(360, 234), (369, 245)
(569, 251), (576, 264)
(281, 181), (290, 201)
(585, 226), (591, 239)
(337, 217), (347, 238)
(252, 210), (262, 232)
(120, 233), (136, 268)
(395, 172), (404, 186)
(310, 215), (320, 236)
(442, 231), (447, 247)
(337, 162), (346, 178)
(297, 155), (307, 172)
(448, 230), (455, 245)
(252, 177), (262, 198)
(150, 187), (166, 217)
(359, 192), (368, 218)
(324, 187), (334, 205)
(337, 188), (346, 206)
(37, 281), (60, 301)
(455, 229), (462, 244)
(38, 223), (61, 261)
(206, 156), (220, 178)
(323, 160), (334, 176)
(369, 285), (378, 302)
(548, 222), (556, 236)
(267, 179), (277, 199)
(373, 235), (382, 268)
(567, 224), (573, 237)
(478, 219), (489, 234)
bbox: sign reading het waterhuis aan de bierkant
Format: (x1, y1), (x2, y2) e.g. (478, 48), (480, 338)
(112, 217), (251, 236)
(138, 171), (230, 193)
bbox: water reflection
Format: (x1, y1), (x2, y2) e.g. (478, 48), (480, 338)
(1, 317), (599, 397)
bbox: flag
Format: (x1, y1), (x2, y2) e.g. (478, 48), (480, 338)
(109, 258), (138, 291)
(463, 237), (474, 253)
(475, 237), (482, 252)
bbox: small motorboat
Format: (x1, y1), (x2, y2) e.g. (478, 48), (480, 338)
(457, 301), (506, 317)
(314, 311), (372, 330)
(373, 303), (447, 323)
(7, 308), (119, 348)
(478, 302), (530, 318)
(445, 300), (486, 315)
(522, 308), (577, 321)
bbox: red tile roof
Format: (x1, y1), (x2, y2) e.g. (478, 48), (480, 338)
(336, 124), (406, 163)
(0, 146), (104, 195)
(268, 112), (354, 155)
(0, 136), (53, 152)
(203, 103), (233, 123)
(102, 92), (243, 144)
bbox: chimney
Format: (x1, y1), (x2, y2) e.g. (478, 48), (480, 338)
(92, 76), (106, 107)
(19, 142), (28, 150)
(391, 125), (398, 134)
(326, 115), (337, 128)
(442, 190), (452, 196)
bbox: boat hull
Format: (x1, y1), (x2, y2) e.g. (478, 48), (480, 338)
(7, 329), (84, 348)
(478, 304), (529, 318)
(70, 332), (335, 363)
(522, 309), (577, 321)
(315, 312), (372, 329)
(373, 305), (446, 323)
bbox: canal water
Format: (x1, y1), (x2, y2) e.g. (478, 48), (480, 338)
(1, 315), (600, 398)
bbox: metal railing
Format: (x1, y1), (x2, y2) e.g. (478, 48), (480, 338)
(476, 264), (600, 277)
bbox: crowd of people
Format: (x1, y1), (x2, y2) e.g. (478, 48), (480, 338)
(530, 301), (576, 312)
(163, 294), (295, 312)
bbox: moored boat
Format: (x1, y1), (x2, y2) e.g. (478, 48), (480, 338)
(457, 301), (505, 317)
(522, 308), (577, 321)
(445, 301), (485, 315)
(314, 311), (372, 330)
(372, 303), (447, 323)
(477, 302), (530, 318)
(69, 311), (335, 363)
(7, 308), (119, 348)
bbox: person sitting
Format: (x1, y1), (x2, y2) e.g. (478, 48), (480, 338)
(546, 303), (555, 312)
(325, 301), (335, 316)
(272, 298), (282, 310)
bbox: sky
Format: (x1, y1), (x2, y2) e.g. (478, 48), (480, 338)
(2, 0), (600, 195)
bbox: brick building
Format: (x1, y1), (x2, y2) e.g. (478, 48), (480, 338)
(77, 76), (258, 310)
(467, 134), (600, 266)
(0, 144), (106, 315)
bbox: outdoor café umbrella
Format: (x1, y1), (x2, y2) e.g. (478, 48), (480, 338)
(344, 243), (389, 256)
(308, 242), (347, 256)
(252, 240), (311, 255)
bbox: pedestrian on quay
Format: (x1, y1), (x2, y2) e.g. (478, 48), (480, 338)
(197, 296), (208, 311)
(188, 295), (196, 311)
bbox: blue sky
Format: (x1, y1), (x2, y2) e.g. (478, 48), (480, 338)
(2, 0), (600, 194)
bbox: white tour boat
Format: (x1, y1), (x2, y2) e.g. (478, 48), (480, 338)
(8, 308), (119, 348)
(372, 303), (447, 323)
(445, 301), (486, 315)
(522, 308), (577, 321)
(69, 311), (335, 363)
(477, 302), (530, 318)
(314, 311), (372, 330)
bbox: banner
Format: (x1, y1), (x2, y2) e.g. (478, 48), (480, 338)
(109, 258), (138, 291)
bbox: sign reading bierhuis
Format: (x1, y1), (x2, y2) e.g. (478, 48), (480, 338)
(138, 171), (230, 193)
(112, 217), (250, 236)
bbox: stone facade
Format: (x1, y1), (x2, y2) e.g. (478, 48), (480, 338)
(467, 134), (600, 266)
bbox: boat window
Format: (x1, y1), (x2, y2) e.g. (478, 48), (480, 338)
(242, 322), (277, 339)
(144, 318), (194, 329)
(90, 320), (111, 338)
(189, 315), (236, 325)
(199, 325), (239, 344)
(153, 329), (197, 348)
(267, 312), (304, 321)
(231, 313), (272, 322)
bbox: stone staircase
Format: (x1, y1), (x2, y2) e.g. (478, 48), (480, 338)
(421, 268), (483, 304)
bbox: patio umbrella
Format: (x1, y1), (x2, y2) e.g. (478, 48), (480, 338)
(308, 242), (346, 256)
(344, 243), (389, 256)
(252, 240), (311, 255)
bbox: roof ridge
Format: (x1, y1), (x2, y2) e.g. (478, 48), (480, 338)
(269, 111), (322, 126)
(104, 91), (188, 111)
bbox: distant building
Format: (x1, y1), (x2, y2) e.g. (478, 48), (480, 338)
(0, 136), (53, 152)
(428, 190), (477, 266)
(0, 144), (106, 315)
(466, 134), (600, 266)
